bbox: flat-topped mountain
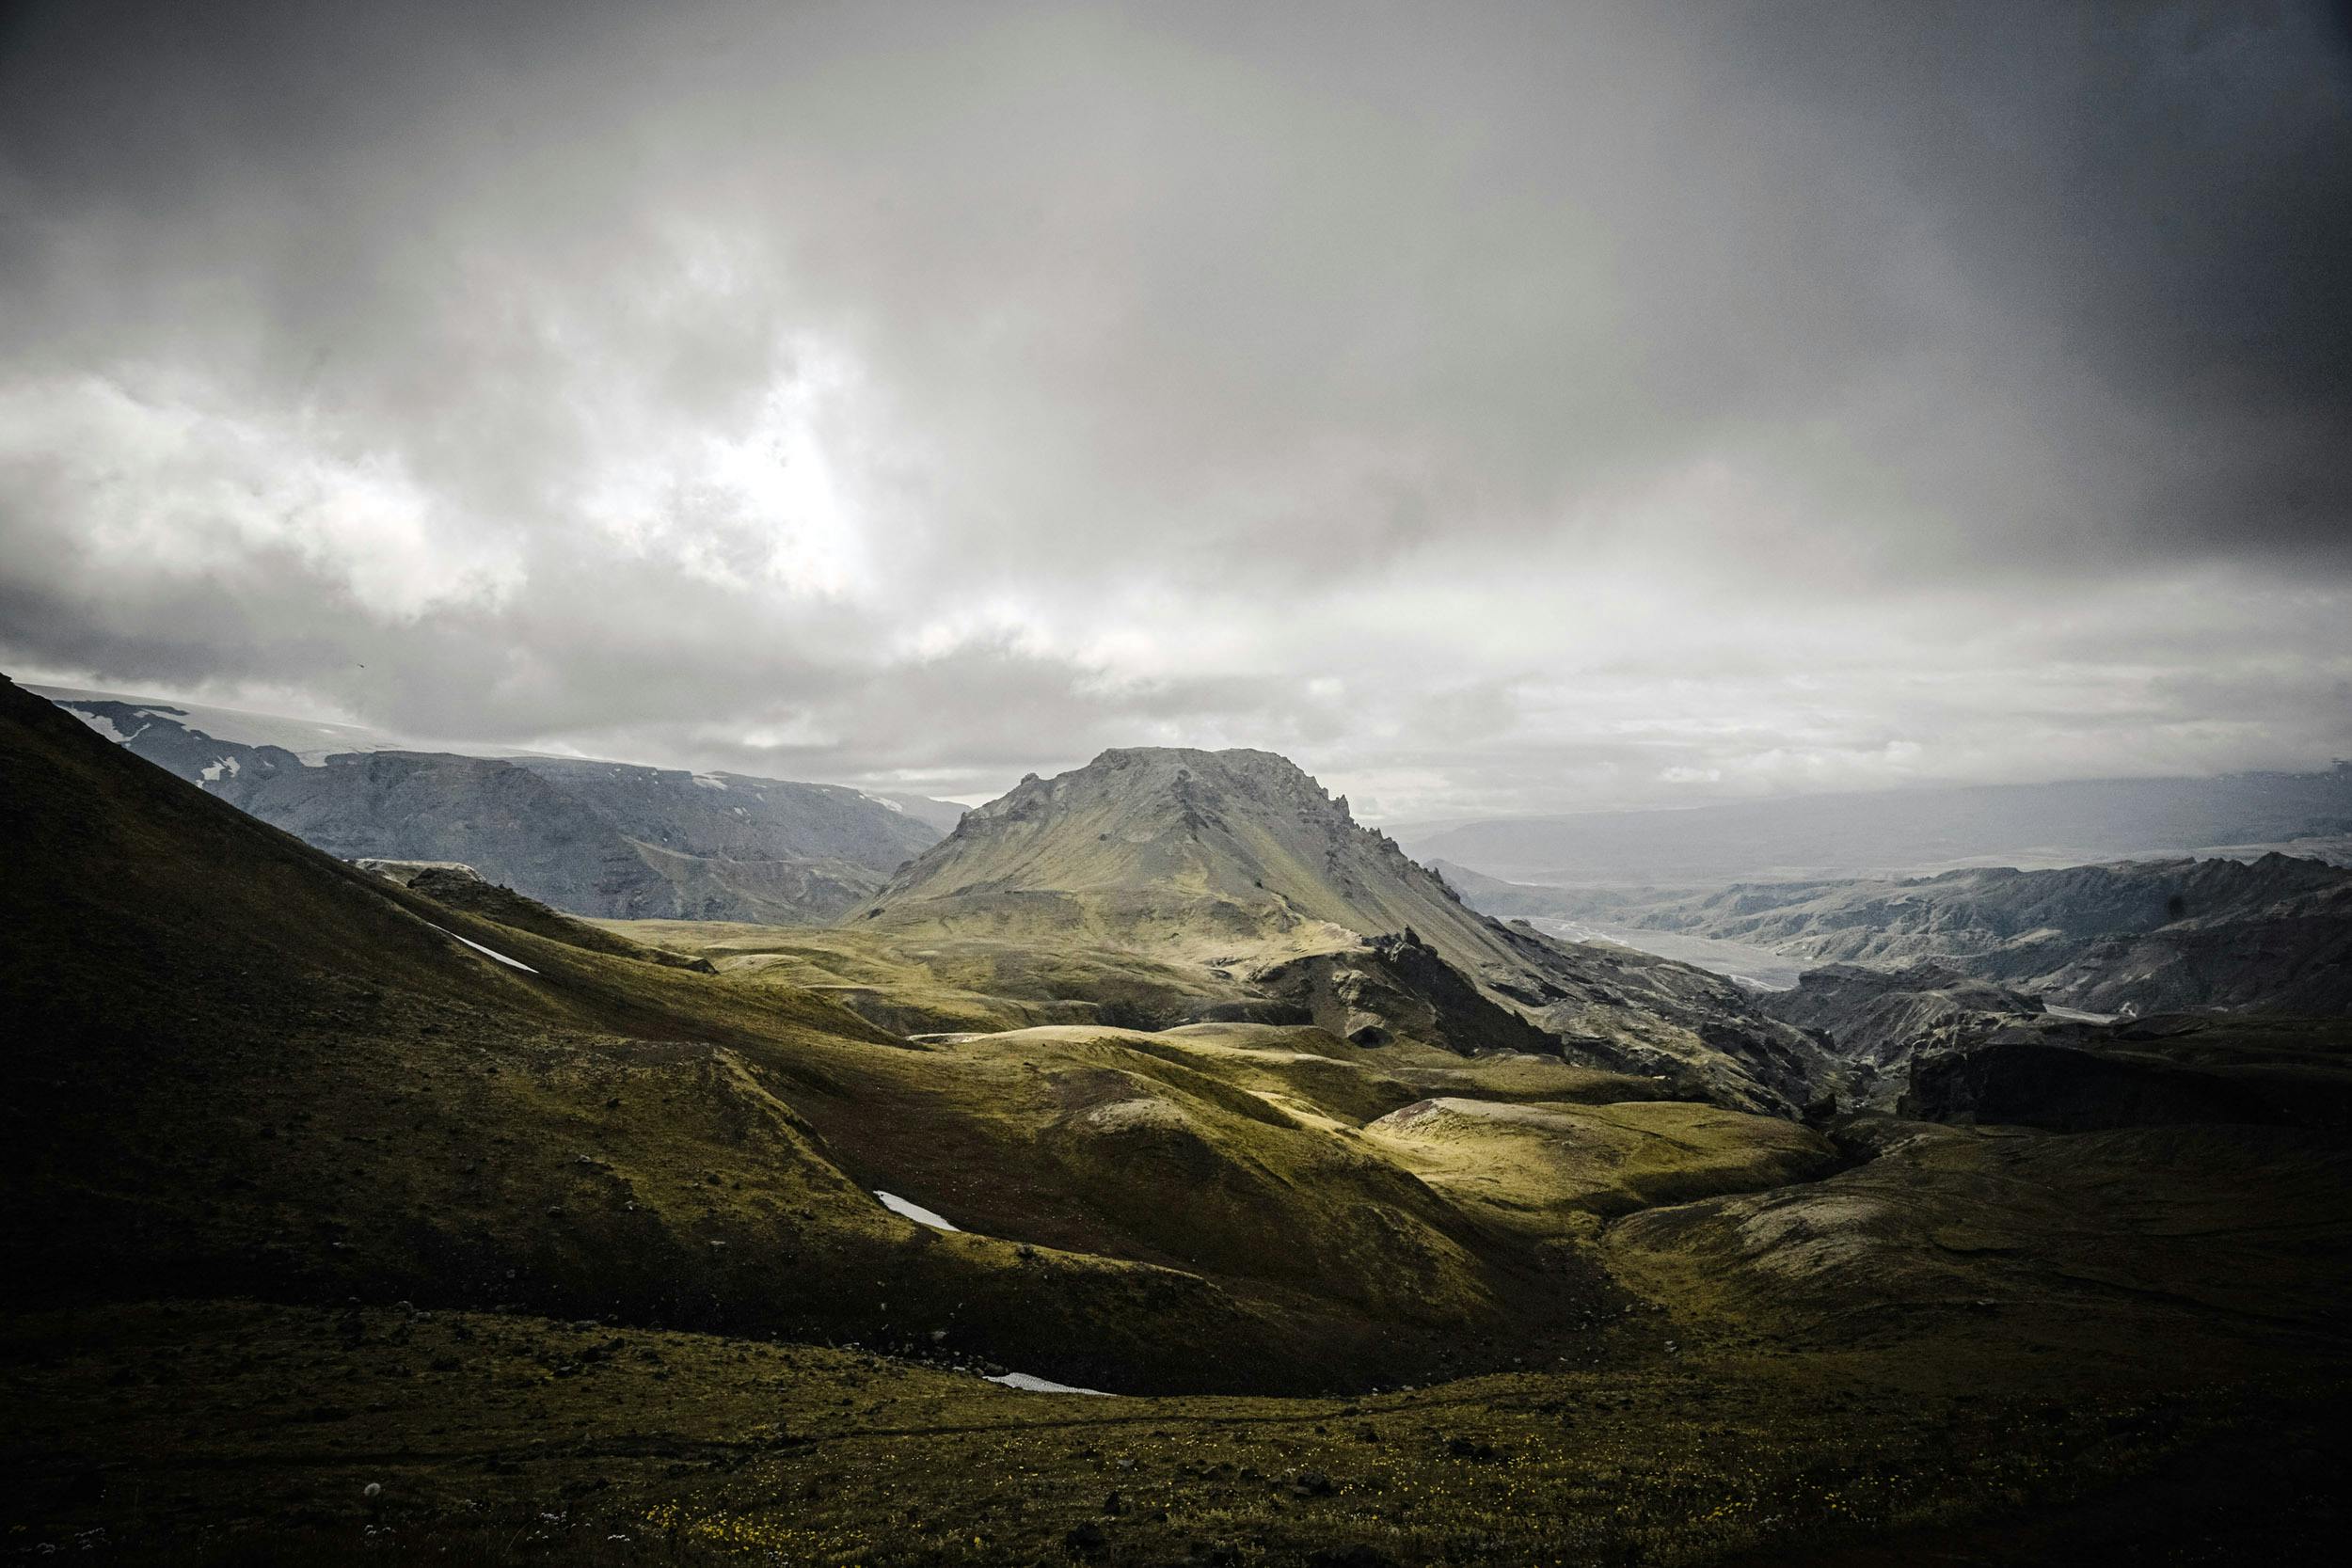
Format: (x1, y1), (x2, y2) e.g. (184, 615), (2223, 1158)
(857, 747), (1502, 968)
(40, 687), (950, 922)
(856, 747), (1844, 1112)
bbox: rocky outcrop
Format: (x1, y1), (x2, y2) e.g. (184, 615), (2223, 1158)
(1253, 930), (1562, 1054)
(1901, 1015), (2352, 1132)
(1757, 962), (2044, 1068)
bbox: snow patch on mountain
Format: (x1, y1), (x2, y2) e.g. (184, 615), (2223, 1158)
(985, 1372), (1111, 1396)
(432, 926), (538, 974)
(873, 1191), (959, 1230)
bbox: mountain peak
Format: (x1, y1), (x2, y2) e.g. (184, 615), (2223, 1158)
(848, 741), (1842, 1111)
(974, 746), (1349, 822)
(937, 745), (1388, 879)
(852, 743), (1496, 972)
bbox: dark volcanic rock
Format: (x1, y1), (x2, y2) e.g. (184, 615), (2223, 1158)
(1903, 1017), (2352, 1132)
(1254, 931), (1561, 1054)
(1757, 961), (2047, 1076)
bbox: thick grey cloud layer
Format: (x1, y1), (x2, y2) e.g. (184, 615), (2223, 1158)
(3, 0), (2347, 817)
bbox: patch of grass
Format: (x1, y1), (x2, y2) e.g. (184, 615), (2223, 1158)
(1362, 1098), (1841, 1228)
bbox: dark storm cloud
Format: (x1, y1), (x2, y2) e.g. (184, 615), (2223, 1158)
(1706, 0), (2352, 561)
(1, 1), (2346, 815)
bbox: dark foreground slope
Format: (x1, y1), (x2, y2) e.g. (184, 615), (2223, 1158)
(0, 676), (1205, 1375)
(42, 688), (945, 921)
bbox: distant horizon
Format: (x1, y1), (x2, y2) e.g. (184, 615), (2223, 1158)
(26, 672), (2352, 831)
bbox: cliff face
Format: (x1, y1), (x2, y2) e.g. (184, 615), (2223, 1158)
(1902, 1015), (2352, 1133)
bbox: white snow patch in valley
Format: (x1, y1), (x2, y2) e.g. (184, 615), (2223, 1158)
(985, 1372), (1112, 1396)
(873, 1191), (959, 1230)
(860, 790), (906, 814)
(432, 926), (538, 974)
(199, 755), (242, 784)
(62, 706), (143, 745)
(691, 773), (728, 790)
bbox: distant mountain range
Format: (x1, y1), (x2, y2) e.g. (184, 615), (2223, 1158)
(1400, 769), (2352, 885)
(1444, 855), (2352, 1018)
(36, 686), (957, 922)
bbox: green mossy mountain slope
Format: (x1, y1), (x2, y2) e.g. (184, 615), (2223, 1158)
(850, 747), (1845, 1113)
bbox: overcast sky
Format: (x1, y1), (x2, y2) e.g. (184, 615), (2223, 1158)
(3, 0), (2348, 819)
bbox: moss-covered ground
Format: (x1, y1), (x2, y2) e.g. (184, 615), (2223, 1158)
(7, 1298), (2346, 1566)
